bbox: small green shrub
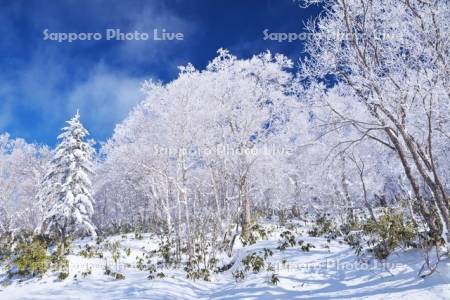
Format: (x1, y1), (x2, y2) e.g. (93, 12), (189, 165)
(0, 233), (13, 262)
(58, 272), (69, 281)
(277, 231), (296, 250)
(344, 231), (364, 256)
(134, 231), (143, 240)
(297, 240), (315, 252)
(240, 224), (267, 246)
(184, 260), (211, 281)
(185, 265), (210, 281)
(51, 252), (69, 272)
(308, 215), (338, 239)
(136, 256), (147, 271)
(104, 265), (112, 275)
(114, 272), (125, 280)
(157, 238), (175, 265)
(363, 210), (415, 259)
(232, 269), (245, 282)
(340, 220), (360, 236)
(263, 248), (273, 259)
(147, 264), (157, 279)
(12, 238), (50, 277)
(51, 242), (69, 272)
(242, 252), (265, 273)
(104, 265), (125, 280)
(79, 244), (102, 258)
(278, 210), (287, 226)
(110, 241), (121, 265)
(81, 268), (92, 278)
(270, 273), (280, 285)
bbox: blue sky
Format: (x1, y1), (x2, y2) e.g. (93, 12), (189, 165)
(0, 0), (320, 146)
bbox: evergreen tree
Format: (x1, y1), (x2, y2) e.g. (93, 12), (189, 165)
(40, 111), (96, 248)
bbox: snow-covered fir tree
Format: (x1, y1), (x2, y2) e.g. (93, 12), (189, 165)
(39, 111), (96, 245)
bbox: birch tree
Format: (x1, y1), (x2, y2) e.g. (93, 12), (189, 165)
(300, 0), (450, 245)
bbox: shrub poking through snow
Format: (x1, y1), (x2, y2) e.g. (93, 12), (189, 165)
(114, 272), (125, 280)
(363, 210), (415, 260)
(344, 231), (365, 257)
(10, 238), (50, 277)
(233, 249), (282, 285)
(298, 240), (315, 252)
(263, 248), (273, 259)
(79, 244), (102, 258)
(308, 215), (339, 239)
(240, 224), (268, 246)
(104, 265), (125, 280)
(51, 249), (69, 272)
(81, 268), (92, 278)
(184, 265), (211, 281)
(277, 231), (296, 250)
(57, 272), (69, 281)
(157, 238), (175, 265)
(242, 252), (265, 273)
(134, 231), (143, 240)
(0, 233), (14, 262)
(184, 247), (213, 282)
(270, 273), (280, 285)
(232, 270), (245, 282)
(147, 264), (157, 279)
(136, 256), (146, 271)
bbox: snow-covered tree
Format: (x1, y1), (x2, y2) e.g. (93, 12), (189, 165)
(40, 111), (96, 248)
(300, 0), (450, 245)
(0, 133), (50, 235)
(95, 49), (298, 258)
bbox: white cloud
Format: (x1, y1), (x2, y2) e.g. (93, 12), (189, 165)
(66, 63), (146, 138)
(114, 2), (196, 67)
(0, 1), (197, 143)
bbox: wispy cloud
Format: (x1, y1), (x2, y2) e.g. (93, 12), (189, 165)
(66, 63), (146, 137)
(0, 0), (196, 144)
(115, 2), (196, 67)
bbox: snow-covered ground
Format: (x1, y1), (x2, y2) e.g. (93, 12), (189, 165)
(1, 228), (449, 300)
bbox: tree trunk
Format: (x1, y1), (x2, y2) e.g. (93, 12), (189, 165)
(384, 128), (441, 238)
(240, 175), (252, 240)
(59, 227), (66, 258)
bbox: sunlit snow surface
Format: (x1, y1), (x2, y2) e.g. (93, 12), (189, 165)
(1, 228), (449, 300)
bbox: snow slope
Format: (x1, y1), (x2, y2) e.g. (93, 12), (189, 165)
(1, 231), (449, 299)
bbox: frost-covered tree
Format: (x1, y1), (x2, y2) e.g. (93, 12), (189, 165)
(300, 0), (450, 245)
(0, 134), (50, 235)
(95, 49), (298, 259)
(40, 111), (96, 249)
